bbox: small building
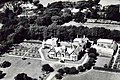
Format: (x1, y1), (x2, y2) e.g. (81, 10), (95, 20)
(42, 38), (59, 48)
(97, 39), (118, 51)
(92, 39), (118, 57)
(61, 21), (82, 27)
(20, 3), (37, 10)
(92, 45), (114, 57)
(71, 8), (79, 14)
(73, 36), (89, 43)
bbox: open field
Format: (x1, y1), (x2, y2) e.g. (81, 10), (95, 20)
(62, 69), (120, 80)
(62, 21), (120, 31)
(84, 22), (120, 31)
(95, 56), (111, 67)
(38, 0), (120, 7)
(0, 56), (44, 80)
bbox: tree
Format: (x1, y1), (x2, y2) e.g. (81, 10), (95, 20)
(57, 69), (65, 75)
(83, 63), (92, 70)
(61, 13), (72, 23)
(69, 67), (79, 74)
(47, 1), (64, 9)
(29, 0), (33, 3)
(93, 0), (101, 4)
(28, 26), (45, 40)
(63, 8), (72, 14)
(104, 64), (108, 68)
(78, 50), (86, 60)
(88, 53), (97, 58)
(33, 0), (39, 6)
(55, 74), (63, 79)
(88, 58), (96, 66)
(78, 66), (86, 72)
(37, 4), (44, 9)
(85, 40), (91, 48)
(88, 48), (96, 54)
(1, 61), (11, 68)
(36, 15), (52, 26)
(14, 73), (36, 80)
(105, 5), (120, 21)
(51, 16), (62, 24)
(42, 64), (54, 72)
(74, 11), (86, 23)
(0, 73), (6, 79)
(0, 70), (6, 79)
(63, 67), (70, 74)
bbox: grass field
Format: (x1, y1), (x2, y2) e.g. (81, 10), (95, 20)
(95, 56), (111, 67)
(0, 56), (44, 80)
(62, 69), (120, 80)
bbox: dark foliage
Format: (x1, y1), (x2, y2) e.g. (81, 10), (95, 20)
(14, 73), (36, 80)
(42, 64), (54, 72)
(78, 66), (86, 72)
(57, 68), (65, 75)
(55, 74), (63, 79)
(0, 61), (11, 68)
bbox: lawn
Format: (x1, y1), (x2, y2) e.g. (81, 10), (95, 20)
(0, 56), (45, 80)
(62, 69), (120, 80)
(95, 56), (111, 67)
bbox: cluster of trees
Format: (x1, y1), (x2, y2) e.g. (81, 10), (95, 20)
(55, 67), (79, 79)
(41, 64), (54, 73)
(105, 5), (120, 21)
(77, 48), (98, 72)
(14, 73), (37, 80)
(28, 25), (120, 42)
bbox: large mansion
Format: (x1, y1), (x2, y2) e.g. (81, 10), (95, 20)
(42, 37), (89, 61)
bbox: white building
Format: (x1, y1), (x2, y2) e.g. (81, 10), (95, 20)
(42, 38), (59, 48)
(92, 39), (118, 57)
(20, 3), (37, 10)
(71, 8), (79, 14)
(92, 45), (114, 57)
(48, 44), (82, 61)
(73, 36), (89, 43)
(97, 39), (117, 51)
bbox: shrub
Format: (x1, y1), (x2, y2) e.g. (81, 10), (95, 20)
(0, 73), (6, 79)
(1, 61), (11, 68)
(78, 66), (86, 72)
(55, 74), (63, 79)
(63, 67), (70, 74)
(14, 73), (36, 80)
(69, 67), (79, 74)
(42, 64), (54, 72)
(57, 68), (65, 75)
(83, 63), (92, 70)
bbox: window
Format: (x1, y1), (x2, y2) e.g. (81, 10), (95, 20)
(101, 44), (103, 47)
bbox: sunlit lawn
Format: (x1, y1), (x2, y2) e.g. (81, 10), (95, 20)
(0, 56), (45, 80)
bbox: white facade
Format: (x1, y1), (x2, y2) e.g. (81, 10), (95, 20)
(48, 46), (81, 61)
(92, 39), (118, 57)
(42, 38), (58, 48)
(92, 45), (114, 57)
(97, 39), (117, 51)
(20, 3), (37, 10)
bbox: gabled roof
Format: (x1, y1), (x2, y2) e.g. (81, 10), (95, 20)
(70, 51), (78, 55)
(48, 47), (56, 53)
(45, 38), (58, 45)
(97, 39), (113, 44)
